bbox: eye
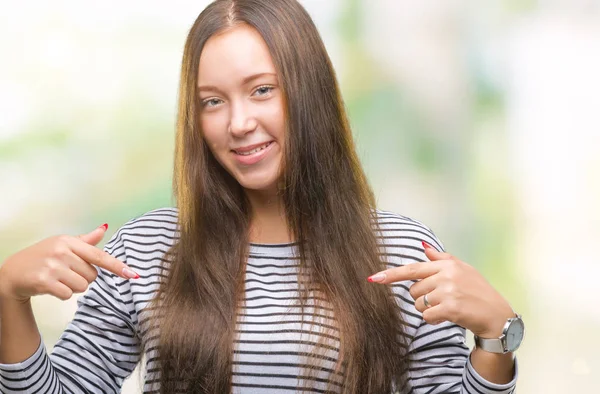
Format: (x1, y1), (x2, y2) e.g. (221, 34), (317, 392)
(253, 85), (274, 97)
(202, 98), (223, 108)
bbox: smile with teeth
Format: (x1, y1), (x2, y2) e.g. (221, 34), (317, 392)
(235, 142), (272, 156)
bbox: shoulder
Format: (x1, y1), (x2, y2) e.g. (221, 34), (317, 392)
(373, 209), (443, 248)
(372, 210), (448, 337)
(97, 208), (179, 320)
(372, 209), (445, 265)
(103, 207), (180, 258)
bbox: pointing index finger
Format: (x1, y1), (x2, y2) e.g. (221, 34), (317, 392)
(368, 262), (440, 284)
(67, 237), (139, 279)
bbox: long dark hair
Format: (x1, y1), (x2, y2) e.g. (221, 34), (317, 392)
(151, 0), (410, 392)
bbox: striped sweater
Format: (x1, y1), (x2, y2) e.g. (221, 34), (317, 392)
(0, 208), (517, 393)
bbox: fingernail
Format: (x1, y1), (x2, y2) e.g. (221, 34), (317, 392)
(100, 223), (109, 231)
(367, 273), (386, 283)
(122, 267), (140, 279)
(422, 241), (432, 250)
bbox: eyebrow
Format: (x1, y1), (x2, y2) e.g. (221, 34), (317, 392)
(197, 72), (277, 92)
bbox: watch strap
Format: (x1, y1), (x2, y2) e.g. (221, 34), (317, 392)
(474, 313), (523, 354)
(474, 335), (507, 354)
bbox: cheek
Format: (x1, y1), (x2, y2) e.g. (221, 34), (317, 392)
(201, 116), (227, 151)
(204, 137), (225, 160)
(264, 101), (286, 139)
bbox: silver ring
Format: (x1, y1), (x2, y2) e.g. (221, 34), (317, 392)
(423, 293), (431, 308)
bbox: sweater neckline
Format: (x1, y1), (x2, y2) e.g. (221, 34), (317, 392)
(248, 242), (299, 257)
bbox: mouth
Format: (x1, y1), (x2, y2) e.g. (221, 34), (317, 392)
(232, 141), (273, 156)
(231, 141), (275, 166)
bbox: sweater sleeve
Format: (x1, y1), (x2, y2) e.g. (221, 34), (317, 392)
(0, 233), (141, 394)
(374, 210), (518, 393)
(401, 227), (518, 393)
(406, 320), (517, 393)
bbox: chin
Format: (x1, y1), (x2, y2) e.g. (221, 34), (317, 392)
(238, 178), (279, 194)
(230, 162), (282, 195)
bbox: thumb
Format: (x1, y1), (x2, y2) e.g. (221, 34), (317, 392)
(78, 223), (109, 246)
(422, 241), (453, 261)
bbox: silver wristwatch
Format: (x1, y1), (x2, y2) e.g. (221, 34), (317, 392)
(474, 314), (525, 354)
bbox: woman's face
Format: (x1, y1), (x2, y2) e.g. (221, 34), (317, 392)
(198, 24), (285, 195)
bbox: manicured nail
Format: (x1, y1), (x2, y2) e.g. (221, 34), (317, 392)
(100, 223), (109, 231)
(122, 267), (140, 279)
(422, 241), (432, 250)
(368, 273), (386, 283)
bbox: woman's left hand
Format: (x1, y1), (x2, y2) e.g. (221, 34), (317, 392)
(368, 242), (515, 338)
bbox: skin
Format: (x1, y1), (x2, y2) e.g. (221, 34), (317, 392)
(0, 226), (136, 363)
(1, 23), (516, 386)
(368, 242), (517, 383)
(197, 24), (290, 244)
(199, 24), (517, 383)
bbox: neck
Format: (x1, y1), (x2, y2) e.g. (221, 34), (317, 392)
(245, 188), (292, 244)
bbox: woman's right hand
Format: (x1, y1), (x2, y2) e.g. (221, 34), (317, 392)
(0, 224), (139, 303)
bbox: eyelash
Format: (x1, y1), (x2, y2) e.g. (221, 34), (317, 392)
(202, 98), (222, 108)
(200, 85), (275, 108)
(253, 85), (274, 96)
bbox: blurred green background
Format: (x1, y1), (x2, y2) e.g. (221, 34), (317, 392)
(1, 1), (599, 392)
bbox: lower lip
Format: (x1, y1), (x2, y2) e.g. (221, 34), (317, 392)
(232, 142), (274, 165)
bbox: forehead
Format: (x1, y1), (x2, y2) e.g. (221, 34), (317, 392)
(198, 24), (277, 85)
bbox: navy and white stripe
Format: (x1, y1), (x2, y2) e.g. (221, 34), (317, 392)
(0, 208), (517, 393)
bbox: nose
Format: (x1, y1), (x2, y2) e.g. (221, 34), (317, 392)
(228, 100), (258, 137)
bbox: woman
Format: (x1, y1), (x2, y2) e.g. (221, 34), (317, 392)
(0, 0), (521, 393)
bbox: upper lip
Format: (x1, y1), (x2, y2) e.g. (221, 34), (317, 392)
(231, 141), (273, 153)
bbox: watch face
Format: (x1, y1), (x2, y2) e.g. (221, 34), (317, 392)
(505, 318), (525, 352)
